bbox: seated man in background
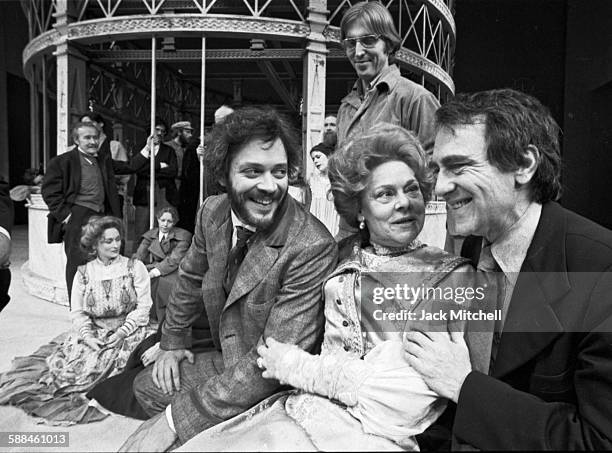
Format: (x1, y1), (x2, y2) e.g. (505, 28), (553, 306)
(134, 205), (192, 324)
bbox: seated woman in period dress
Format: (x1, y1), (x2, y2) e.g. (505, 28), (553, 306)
(134, 206), (192, 324)
(175, 125), (487, 451)
(0, 216), (156, 425)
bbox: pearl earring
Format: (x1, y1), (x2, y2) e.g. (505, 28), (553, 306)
(359, 219), (365, 230)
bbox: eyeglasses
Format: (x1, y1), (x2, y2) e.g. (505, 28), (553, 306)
(341, 34), (381, 51)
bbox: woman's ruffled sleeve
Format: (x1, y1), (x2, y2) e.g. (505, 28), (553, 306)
(273, 340), (445, 446)
(347, 341), (447, 445)
(70, 264), (95, 339)
(118, 259), (152, 337)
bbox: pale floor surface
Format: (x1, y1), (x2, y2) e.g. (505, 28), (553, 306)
(0, 226), (143, 452)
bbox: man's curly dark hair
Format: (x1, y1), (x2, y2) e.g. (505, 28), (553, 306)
(203, 106), (301, 193)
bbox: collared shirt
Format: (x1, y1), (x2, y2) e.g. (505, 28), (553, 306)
(230, 210), (256, 247)
(474, 202), (541, 372)
(336, 64), (440, 154)
(488, 201), (542, 328)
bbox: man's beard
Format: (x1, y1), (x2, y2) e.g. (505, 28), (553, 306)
(179, 134), (189, 146)
(322, 130), (337, 148)
(228, 186), (287, 231)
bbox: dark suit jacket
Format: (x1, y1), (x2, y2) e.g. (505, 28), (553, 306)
(163, 194), (338, 443)
(42, 148), (147, 242)
(133, 143), (178, 206)
(451, 202), (612, 450)
(135, 226), (192, 276)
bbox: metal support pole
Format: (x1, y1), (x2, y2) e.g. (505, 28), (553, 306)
(199, 36), (206, 207)
(149, 36), (157, 229)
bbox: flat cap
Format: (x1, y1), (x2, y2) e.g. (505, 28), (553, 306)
(170, 121), (193, 131)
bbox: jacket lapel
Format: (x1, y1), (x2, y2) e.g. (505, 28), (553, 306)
(149, 239), (166, 260)
(203, 200), (233, 329)
(491, 202), (569, 378)
(70, 149), (82, 193)
(223, 198), (296, 311)
(210, 205), (232, 279)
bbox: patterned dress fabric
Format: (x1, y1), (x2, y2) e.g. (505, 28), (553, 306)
(0, 256), (156, 425)
(176, 242), (472, 451)
(309, 171), (340, 236)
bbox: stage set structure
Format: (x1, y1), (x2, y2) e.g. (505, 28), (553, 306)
(20, 0), (456, 305)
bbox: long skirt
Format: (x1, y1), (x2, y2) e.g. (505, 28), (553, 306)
(0, 320), (155, 425)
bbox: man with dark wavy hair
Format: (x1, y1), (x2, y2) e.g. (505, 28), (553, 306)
(121, 106), (337, 451)
(407, 88), (612, 450)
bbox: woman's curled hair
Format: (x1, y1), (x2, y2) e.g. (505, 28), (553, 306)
(80, 216), (124, 261)
(328, 124), (433, 228)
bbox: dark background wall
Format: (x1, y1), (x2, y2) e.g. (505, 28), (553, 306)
(453, 0), (612, 229)
(453, 0), (567, 124)
(1, 1), (31, 224)
(1, 0), (611, 227)
(562, 0), (612, 228)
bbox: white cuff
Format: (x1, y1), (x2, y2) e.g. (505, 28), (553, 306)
(0, 227), (9, 240)
(150, 268), (162, 278)
(165, 405), (177, 434)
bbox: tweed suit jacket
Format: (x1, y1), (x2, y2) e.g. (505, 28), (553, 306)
(135, 227), (192, 276)
(161, 194), (338, 442)
(43, 148), (121, 223)
(42, 148), (148, 242)
(448, 202), (612, 450)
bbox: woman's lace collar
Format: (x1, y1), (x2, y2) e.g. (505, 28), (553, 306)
(364, 240), (424, 257)
(95, 255), (121, 267)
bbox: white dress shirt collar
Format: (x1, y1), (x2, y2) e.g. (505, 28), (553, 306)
(230, 210), (256, 247)
(490, 201), (542, 281)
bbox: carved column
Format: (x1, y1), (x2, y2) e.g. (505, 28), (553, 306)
(28, 62), (41, 170)
(54, 0), (87, 153)
(302, 0), (328, 178)
(23, 194), (69, 307)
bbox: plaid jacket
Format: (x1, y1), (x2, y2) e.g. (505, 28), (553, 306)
(162, 194), (338, 442)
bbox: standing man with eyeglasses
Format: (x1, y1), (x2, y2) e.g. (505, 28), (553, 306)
(335, 1), (440, 241)
(337, 1), (440, 153)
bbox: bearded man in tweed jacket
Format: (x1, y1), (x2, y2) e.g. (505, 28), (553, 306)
(121, 106), (338, 451)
